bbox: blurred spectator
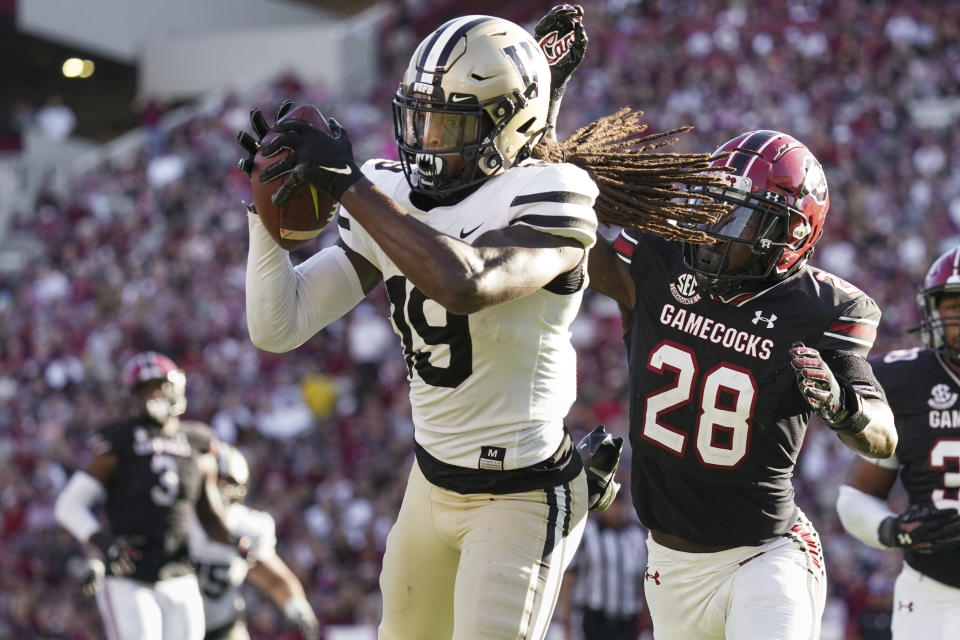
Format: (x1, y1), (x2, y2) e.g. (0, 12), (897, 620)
(34, 95), (77, 142)
(135, 95), (168, 157)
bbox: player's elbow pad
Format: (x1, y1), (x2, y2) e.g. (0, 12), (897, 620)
(55, 471), (106, 543)
(836, 484), (894, 550)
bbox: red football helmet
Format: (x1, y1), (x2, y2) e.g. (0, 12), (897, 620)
(917, 246), (960, 365)
(683, 130), (830, 297)
(121, 351), (187, 422)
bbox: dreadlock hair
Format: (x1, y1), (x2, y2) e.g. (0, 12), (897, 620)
(531, 107), (731, 244)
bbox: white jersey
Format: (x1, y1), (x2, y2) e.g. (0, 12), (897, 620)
(339, 159), (598, 469)
(188, 503), (277, 630)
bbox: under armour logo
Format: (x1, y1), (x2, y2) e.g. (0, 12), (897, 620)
(751, 310), (777, 328)
(645, 569), (660, 585)
(897, 601), (914, 612)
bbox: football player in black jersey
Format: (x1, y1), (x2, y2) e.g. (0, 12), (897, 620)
(587, 131), (898, 639)
(55, 352), (244, 640)
(837, 246), (960, 638)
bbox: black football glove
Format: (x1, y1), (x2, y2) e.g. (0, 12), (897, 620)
(90, 531), (141, 577)
(577, 425), (623, 512)
(878, 505), (960, 553)
(237, 99), (295, 178)
(535, 4), (587, 91)
(534, 4), (587, 139)
(258, 116), (362, 205)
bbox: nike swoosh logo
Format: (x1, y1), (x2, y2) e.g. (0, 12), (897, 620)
(451, 95), (473, 102)
(459, 223), (483, 239)
(319, 164), (353, 175)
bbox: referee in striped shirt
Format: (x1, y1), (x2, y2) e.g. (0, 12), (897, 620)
(564, 490), (648, 639)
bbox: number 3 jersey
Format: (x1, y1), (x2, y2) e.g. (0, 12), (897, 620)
(87, 419), (211, 582)
(189, 502), (278, 630)
(869, 347), (960, 588)
(339, 159), (598, 475)
(614, 231), (885, 546)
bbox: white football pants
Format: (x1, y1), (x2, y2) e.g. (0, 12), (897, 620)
(378, 460), (587, 640)
(643, 513), (826, 640)
(96, 573), (205, 640)
(891, 562), (960, 639)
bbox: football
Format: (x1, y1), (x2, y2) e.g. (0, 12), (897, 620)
(250, 104), (338, 251)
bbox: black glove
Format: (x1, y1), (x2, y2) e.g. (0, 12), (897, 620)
(534, 4), (587, 139)
(576, 425), (623, 512)
(534, 4), (587, 92)
(258, 116), (362, 205)
(237, 99), (295, 178)
(90, 531), (141, 577)
(878, 505), (960, 553)
(283, 596), (319, 640)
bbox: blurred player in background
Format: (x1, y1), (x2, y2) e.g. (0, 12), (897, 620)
(587, 128), (899, 639)
(190, 442), (319, 640)
(837, 245), (960, 638)
(54, 351), (245, 640)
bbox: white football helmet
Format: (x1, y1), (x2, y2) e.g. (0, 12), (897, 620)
(392, 15), (551, 197)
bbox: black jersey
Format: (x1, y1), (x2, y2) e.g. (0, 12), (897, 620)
(872, 347), (960, 588)
(614, 231), (884, 546)
(88, 418), (212, 583)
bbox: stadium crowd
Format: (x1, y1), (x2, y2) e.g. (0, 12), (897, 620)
(2, 1), (959, 638)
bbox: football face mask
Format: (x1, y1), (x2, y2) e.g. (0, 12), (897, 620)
(685, 202), (802, 282)
(393, 94), (488, 194)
